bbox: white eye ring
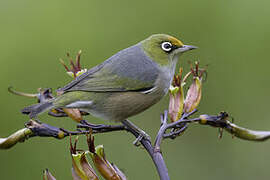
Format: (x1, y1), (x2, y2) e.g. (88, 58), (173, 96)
(161, 42), (172, 52)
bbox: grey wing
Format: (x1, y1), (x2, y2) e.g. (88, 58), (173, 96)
(57, 44), (160, 93)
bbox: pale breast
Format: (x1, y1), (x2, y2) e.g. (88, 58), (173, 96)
(156, 59), (177, 95)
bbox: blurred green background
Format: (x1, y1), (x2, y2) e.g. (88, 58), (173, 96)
(1, 0), (270, 179)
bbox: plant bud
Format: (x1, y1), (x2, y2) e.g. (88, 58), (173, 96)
(168, 68), (185, 122)
(60, 50), (87, 78)
(63, 108), (83, 123)
(43, 169), (56, 180)
(70, 136), (99, 180)
(184, 77), (202, 113)
(111, 164), (127, 180)
(60, 50), (87, 122)
(89, 145), (122, 180)
(184, 61), (205, 113)
(71, 152), (99, 180)
(87, 135), (124, 180)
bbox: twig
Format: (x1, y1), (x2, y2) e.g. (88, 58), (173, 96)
(78, 116), (171, 180)
(77, 120), (127, 134)
(2, 110), (270, 180)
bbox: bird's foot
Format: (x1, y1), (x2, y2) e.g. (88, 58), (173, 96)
(121, 119), (151, 146)
(133, 130), (151, 146)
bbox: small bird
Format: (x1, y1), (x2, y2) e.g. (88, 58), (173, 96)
(22, 34), (196, 140)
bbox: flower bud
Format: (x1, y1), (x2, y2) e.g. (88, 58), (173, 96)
(89, 145), (122, 180)
(71, 152), (99, 180)
(87, 135), (124, 180)
(184, 77), (202, 113)
(67, 69), (88, 78)
(43, 169), (56, 180)
(63, 108), (83, 123)
(59, 50), (87, 122)
(111, 164), (127, 180)
(60, 50), (87, 78)
(183, 61), (205, 113)
(168, 68), (185, 122)
(70, 136), (99, 180)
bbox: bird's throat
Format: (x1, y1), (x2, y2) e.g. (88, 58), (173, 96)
(157, 56), (178, 95)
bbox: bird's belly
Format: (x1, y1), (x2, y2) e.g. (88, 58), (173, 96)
(87, 91), (164, 122)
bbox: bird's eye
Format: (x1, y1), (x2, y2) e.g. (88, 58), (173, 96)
(161, 42), (172, 52)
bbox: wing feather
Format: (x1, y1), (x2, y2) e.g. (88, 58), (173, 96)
(57, 44), (159, 93)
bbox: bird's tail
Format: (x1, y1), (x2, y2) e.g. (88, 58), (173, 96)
(21, 101), (54, 119)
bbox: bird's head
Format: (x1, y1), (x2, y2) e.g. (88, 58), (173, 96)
(141, 34), (197, 66)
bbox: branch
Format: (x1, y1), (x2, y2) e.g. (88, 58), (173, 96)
(2, 111), (270, 180)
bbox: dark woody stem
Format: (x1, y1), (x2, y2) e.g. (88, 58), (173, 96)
(76, 110), (197, 180)
(23, 111), (198, 180)
(78, 118), (171, 180)
(6, 109), (269, 180)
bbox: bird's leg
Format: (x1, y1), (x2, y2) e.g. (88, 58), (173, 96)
(121, 119), (151, 146)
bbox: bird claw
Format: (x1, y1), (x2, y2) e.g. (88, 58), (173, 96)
(121, 119), (151, 146)
(133, 130), (151, 146)
(133, 135), (143, 146)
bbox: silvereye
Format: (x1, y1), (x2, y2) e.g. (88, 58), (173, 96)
(22, 34), (196, 128)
